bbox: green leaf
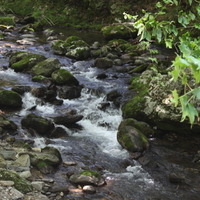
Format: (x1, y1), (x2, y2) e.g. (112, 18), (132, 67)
(171, 89), (179, 106)
(181, 103), (198, 124)
(193, 87), (200, 99)
(188, 0), (192, 5)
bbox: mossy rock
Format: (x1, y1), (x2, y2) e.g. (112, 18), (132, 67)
(51, 69), (79, 86)
(0, 90), (22, 108)
(80, 170), (100, 178)
(32, 75), (50, 83)
(101, 23), (137, 40)
(9, 51), (46, 72)
(21, 113), (55, 136)
(31, 58), (61, 77)
(94, 57), (113, 69)
(122, 76), (148, 120)
(0, 16), (15, 25)
(52, 36), (90, 59)
(117, 119), (149, 152)
(108, 39), (136, 54)
(51, 40), (66, 55)
(0, 169), (32, 193)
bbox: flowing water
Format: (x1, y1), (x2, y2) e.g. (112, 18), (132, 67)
(0, 27), (199, 200)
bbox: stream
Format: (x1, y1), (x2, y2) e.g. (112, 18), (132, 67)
(0, 26), (200, 200)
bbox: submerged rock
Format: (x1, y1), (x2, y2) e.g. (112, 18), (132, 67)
(0, 90), (22, 108)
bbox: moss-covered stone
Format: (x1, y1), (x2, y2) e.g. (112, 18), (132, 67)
(122, 76), (148, 120)
(52, 36), (90, 60)
(31, 58), (61, 77)
(0, 16), (15, 25)
(9, 52), (46, 72)
(21, 113), (55, 136)
(51, 69), (79, 86)
(94, 57), (113, 69)
(101, 23), (137, 40)
(0, 169), (32, 193)
(117, 119), (149, 152)
(0, 90), (22, 108)
(80, 170), (100, 178)
(32, 75), (50, 83)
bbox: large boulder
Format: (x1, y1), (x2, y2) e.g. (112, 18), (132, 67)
(21, 114), (55, 136)
(117, 119), (149, 152)
(9, 51), (46, 72)
(0, 90), (22, 108)
(31, 58), (61, 77)
(101, 23), (137, 40)
(51, 69), (79, 86)
(52, 36), (90, 60)
(122, 69), (200, 133)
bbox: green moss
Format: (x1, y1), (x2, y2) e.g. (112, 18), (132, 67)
(9, 52), (46, 72)
(36, 161), (47, 168)
(51, 69), (79, 86)
(0, 169), (32, 193)
(80, 170), (100, 178)
(122, 77), (148, 119)
(0, 16), (15, 25)
(0, 90), (22, 108)
(32, 75), (49, 83)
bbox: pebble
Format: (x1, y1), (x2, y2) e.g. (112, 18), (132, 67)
(82, 185), (96, 194)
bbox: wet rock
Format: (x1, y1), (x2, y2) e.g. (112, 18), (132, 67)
(51, 69), (79, 86)
(0, 168), (32, 193)
(50, 185), (69, 194)
(0, 115), (18, 136)
(57, 85), (82, 99)
(12, 86), (31, 95)
(14, 154), (30, 168)
(31, 181), (44, 191)
(9, 51), (46, 72)
(53, 112), (83, 127)
(169, 173), (185, 184)
(96, 73), (108, 79)
(82, 185), (96, 194)
(94, 57), (113, 69)
(0, 150), (17, 160)
(69, 170), (105, 186)
(21, 113), (55, 136)
(0, 89), (22, 108)
(117, 119), (149, 152)
(49, 127), (68, 138)
(101, 23), (137, 40)
(106, 90), (121, 107)
(52, 36), (90, 60)
(31, 58), (61, 77)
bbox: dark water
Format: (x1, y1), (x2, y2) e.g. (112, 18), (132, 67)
(0, 26), (200, 200)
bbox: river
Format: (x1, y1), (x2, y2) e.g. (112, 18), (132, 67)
(0, 26), (200, 200)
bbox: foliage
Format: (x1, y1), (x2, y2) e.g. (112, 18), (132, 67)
(124, 0), (200, 124)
